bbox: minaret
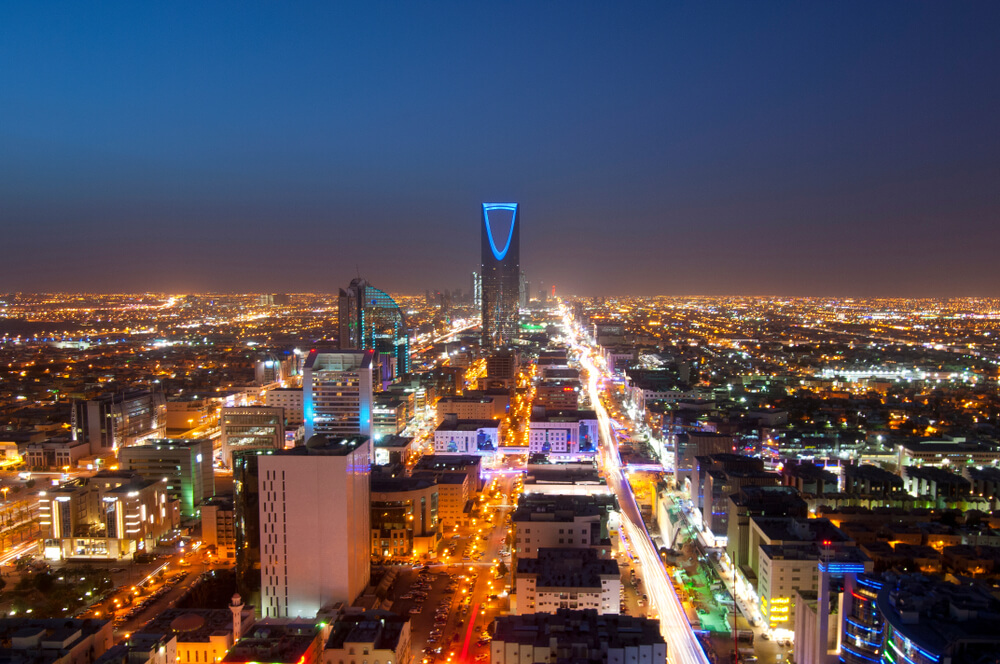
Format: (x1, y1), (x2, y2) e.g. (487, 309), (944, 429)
(230, 593), (245, 639)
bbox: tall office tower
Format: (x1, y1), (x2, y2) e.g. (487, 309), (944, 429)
(117, 438), (214, 519)
(258, 436), (371, 618)
(233, 448), (272, 616)
(338, 278), (411, 381)
(303, 349), (375, 441)
(472, 271), (482, 308)
(481, 202), (520, 348)
(519, 271), (528, 309)
(220, 406), (284, 468)
(72, 391), (167, 456)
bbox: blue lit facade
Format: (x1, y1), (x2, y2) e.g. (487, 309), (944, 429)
(481, 203), (520, 349)
(841, 574), (884, 664)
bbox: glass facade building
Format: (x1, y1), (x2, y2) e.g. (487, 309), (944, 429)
(841, 574), (884, 664)
(481, 202), (520, 349)
(338, 278), (411, 383)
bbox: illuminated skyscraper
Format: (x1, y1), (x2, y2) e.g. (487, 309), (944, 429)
(303, 349), (374, 441)
(338, 278), (411, 382)
(481, 202), (520, 348)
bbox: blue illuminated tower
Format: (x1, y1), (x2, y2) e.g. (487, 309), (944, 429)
(481, 202), (520, 348)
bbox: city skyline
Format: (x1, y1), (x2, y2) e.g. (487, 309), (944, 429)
(2, 3), (1000, 296)
(6, 5), (1000, 664)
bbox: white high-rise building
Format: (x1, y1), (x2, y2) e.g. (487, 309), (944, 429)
(258, 436), (371, 619)
(302, 349), (374, 441)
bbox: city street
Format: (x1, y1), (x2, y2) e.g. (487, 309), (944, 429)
(565, 310), (712, 664)
(387, 473), (516, 664)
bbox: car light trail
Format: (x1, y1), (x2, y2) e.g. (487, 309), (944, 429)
(563, 309), (709, 664)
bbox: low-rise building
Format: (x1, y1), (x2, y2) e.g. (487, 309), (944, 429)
(201, 496), (236, 560)
(370, 476), (439, 558)
(877, 573), (1000, 663)
(435, 397), (504, 425)
(515, 548), (620, 614)
(897, 436), (999, 469)
(373, 396), (408, 439)
(902, 466), (972, 502)
(432, 419), (499, 455)
(322, 611), (410, 664)
(40, 472), (179, 561)
(527, 410), (598, 457)
(223, 620), (323, 664)
(265, 388), (304, 427)
(117, 438), (214, 519)
(95, 634), (177, 664)
(0, 618), (114, 664)
(512, 494), (616, 559)
(25, 437), (92, 470)
(373, 435), (416, 466)
(758, 545), (871, 633)
(136, 598), (255, 664)
(490, 609), (666, 664)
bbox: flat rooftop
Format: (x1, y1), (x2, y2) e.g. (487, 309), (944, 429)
(435, 420), (498, 432)
(294, 435), (370, 456)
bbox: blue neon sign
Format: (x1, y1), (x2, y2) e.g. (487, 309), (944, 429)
(482, 203), (518, 261)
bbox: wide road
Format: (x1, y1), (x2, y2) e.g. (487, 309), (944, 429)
(564, 313), (709, 664)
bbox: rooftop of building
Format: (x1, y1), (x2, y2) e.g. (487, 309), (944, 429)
(138, 607), (248, 643)
(492, 609), (665, 650)
(413, 455), (481, 472)
(325, 611), (407, 651)
(437, 396), (496, 403)
(304, 349), (373, 371)
(517, 548), (619, 587)
(965, 466), (1000, 481)
(106, 478), (160, 495)
(751, 516), (848, 544)
(123, 438), (211, 450)
(222, 621), (320, 664)
(202, 495), (235, 509)
(892, 543), (942, 559)
(899, 437), (999, 454)
(513, 494), (617, 522)
(783, 463), (838, 482)
(523, 466), (605, 486)
(371, 476), (437, 494)
(0, 618), (110, 664)
(291, 435), (369, 456)
(876, 573), (1000, 657)
(731, 485), (806, 509)
(434, 420), (498, 432)
(529, 409), (598, 423)
(373, 435), (413, 449)
(904, 465), (973, 487)
(696, 452), (763, 466)
(758, 543), (870, 565)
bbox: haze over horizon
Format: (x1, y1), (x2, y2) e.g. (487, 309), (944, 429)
(2, 2), (999, 296)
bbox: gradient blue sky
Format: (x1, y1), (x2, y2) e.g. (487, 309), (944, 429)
(2, 2), (999, 296)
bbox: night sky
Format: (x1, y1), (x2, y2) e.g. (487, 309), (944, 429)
(2, 2), (999, 297)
